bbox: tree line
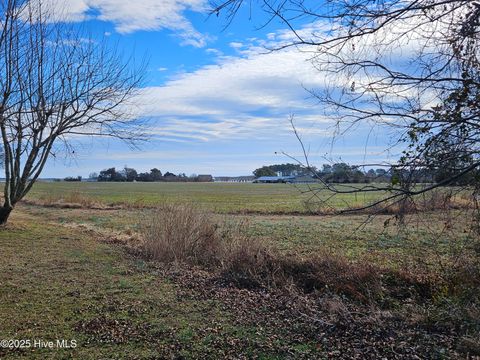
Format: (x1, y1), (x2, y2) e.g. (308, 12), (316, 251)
(83, 167), (212, 182)
(253, 163), (390, 183)
(253, 161), (477, 185)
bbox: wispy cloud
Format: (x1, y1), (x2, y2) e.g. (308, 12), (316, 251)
(132, 33), (335, 144)
(28, 0), (210, 47)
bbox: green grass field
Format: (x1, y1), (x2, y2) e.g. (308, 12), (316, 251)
(26, 181), (385, 213)
(1, 181), (478, 358)
(19, 181), (476, 270)
(12, 181), (472, 278)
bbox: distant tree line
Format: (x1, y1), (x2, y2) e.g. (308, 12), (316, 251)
(253, 163), (389, 183)
(89, 167), (213, 182)
(253, 163), (305, 177)
(320, 164), (388, 184)
(253, 161), (477, 185)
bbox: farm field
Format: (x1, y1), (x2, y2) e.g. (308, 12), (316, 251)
(22, 202), (473, 272)
(1, 182), (479, 358)
(25, 181), (386, 213)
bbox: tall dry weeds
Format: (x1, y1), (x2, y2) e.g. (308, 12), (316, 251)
(139, 204), (434, 301)
(140, 204), (221, 265)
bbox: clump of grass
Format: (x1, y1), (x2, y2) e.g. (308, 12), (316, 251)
(141, 204), (280, 287)
(141, 204), (221, 265)
(62, 191), (98, 207)
(218, 233), (277, 288)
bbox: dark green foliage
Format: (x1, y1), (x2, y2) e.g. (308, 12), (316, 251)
(98, 167), (125, 182)
(253, 163), (306, 177)
(122, 167), (138, 182)
(253, 166), (277, 177)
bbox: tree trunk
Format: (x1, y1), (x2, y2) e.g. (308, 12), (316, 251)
(0, 206), (13, 226)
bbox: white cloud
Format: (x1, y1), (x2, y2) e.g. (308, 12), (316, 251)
(147, 116), (331, 143)
(229, 41), (243, 49)
(26, 0), (210, 47)
(205, 48), (223, 56)
(139, 47), (325, 116)
(130, 17), (436, 156)
(124, 28), (350, 145)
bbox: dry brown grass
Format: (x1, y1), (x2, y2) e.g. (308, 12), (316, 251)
(24, 191), (158, 211)
(24, 190), (104, 209)
(140, 204), (222, 265)
(140, 204), (283, 287)
(139, 204), (438, 302)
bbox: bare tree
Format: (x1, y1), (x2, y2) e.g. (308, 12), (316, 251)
(0, 0), (144, 224)
(213, 0), (480, 214)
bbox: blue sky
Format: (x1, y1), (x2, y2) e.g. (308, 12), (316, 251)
(39, 0), (400, 177)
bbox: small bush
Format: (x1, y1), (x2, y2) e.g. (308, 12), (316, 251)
(141, 205), (278, 287)
(141, 204), (221, 265)
(279, 254), (382, 298)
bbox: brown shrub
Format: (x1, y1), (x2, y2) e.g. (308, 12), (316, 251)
(141, 206), (283, 288)
(278, 254), (383, 299)
(222, 248), (386, 299)
(219, 234), (279, 288)
(140, 204), (222, 265)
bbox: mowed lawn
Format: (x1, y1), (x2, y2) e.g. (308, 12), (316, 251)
(25, 181), (385, 213)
